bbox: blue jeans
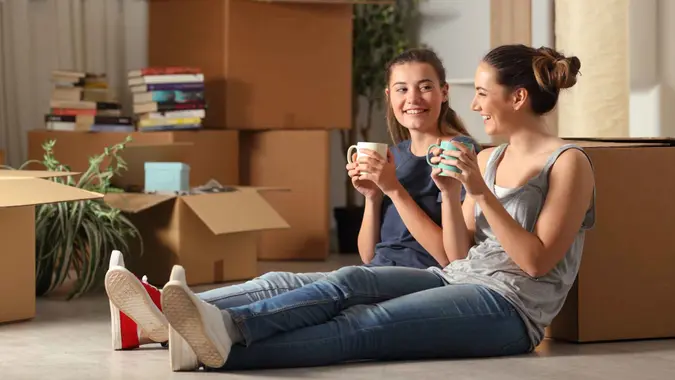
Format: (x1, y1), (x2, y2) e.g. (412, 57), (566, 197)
(205, 266), (532, 370)
(197, 264), (390, 309)
(198, 271), (329, 309)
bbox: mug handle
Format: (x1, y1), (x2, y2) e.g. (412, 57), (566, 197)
(347, 145), (358, 164)
(426, 144), (441, 167)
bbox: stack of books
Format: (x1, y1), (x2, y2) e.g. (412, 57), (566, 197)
(45, 70), (134, 132)
(128, 67), (206, 131)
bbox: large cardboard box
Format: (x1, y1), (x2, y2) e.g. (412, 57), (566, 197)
(240, 130), (330, 260)
(147, 0), (353, 130)
(27, 130), (239, 187)
(546, 138), (675, 342)
(0, 170), (102, 324)
(105, 187), (289, 286)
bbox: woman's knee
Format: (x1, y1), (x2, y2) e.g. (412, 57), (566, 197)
(324, 266), (371, 291)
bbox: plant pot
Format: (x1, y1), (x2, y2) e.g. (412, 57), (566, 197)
(45, 268), (80, 300)
(333, 206), (364, 254)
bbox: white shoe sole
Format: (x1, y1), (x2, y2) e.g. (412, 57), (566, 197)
(162, 281), (231, 369)
(105, 267), (169, 343)
(169, 324), (200, 371)
(109, 298), (125, 350)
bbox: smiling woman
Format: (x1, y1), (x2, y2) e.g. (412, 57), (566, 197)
(384, 48), (472, 151)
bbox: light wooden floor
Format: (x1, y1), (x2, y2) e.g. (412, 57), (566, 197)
(1, 254), (675, 379)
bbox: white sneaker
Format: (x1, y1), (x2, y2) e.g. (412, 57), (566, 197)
(105, 250), (168, 349)
(162, 265), (232, 369)
(164, 266), (200, 371)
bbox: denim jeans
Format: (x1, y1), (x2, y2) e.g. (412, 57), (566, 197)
(211, 266), (532, 370)
(197, 271), (330, 309)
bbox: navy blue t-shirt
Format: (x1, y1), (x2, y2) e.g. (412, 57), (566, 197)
(368, 136), (479, 269)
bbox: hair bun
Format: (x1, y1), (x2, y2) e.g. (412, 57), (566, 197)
(533, 47), (581, 91)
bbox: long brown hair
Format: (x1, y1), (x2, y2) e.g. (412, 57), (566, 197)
(385, 48), (473, 145)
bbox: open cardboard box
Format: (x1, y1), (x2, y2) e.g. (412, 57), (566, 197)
(0, 170), (102, 324)
(545, 137), (675, 342)
(104, 143), (290, 286)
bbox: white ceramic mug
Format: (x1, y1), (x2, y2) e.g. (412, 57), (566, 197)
(347, 142), (389, 173)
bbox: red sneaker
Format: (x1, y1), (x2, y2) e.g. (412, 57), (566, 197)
(105, 250), (169, 350)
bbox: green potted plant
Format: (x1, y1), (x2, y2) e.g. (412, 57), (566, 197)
(334, 0), (421, 253)
(1, 136), (142, 299)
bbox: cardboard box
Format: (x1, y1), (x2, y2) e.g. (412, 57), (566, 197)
(27, 130), (239, 187)
(0, 170), (102, 324)
(147, 0), (352, 130)
(105, 187), (289, 286)
(546, 138), (675, 342)
(240, 130), (330, 260)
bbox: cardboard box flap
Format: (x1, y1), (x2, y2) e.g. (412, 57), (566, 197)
(104, 193), (176, 213)
(0, 178), (102, 207)
(181, 190), (289, 235)
(0, 169), (81, 179)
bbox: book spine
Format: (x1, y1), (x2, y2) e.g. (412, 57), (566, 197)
(144, 90), (204, 103)
(140, 124), (202, 132)
(156, 102), (206, 111)
(138, 67), (202, 76)
(141, 109), (206, 119)
(45, 114), (76, 122)
(51, 108), (97, 116)
(140, 74), (204, 84)
(138, 117), (202, 128)
(90, 124), (136, 132)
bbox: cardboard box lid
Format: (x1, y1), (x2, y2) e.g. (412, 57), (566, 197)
(104, 187), (290, 235)
(0, 177), (102, 208)
(0, 169), (81, 179)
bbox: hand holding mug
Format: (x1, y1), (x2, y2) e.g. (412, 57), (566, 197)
(428, 139), (487, 197)
(355, 148), (399, 195)
(428, 143), (462, 195)
(346, 152), (381, 200)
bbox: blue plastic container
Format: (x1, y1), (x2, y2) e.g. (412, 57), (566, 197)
(144, 162), (190, 192)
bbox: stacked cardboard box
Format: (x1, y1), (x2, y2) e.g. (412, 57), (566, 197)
(45, 70), (134, 132)
(147, 0), (357, 260)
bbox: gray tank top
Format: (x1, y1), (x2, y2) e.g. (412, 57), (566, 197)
(428, 143), (596, 349)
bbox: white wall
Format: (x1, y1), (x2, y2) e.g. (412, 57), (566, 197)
(658, 0), (675, 137)
(626, 0), (675, 138)
(418, 0), (491, 144)
(629, 0), (661, 137)
(329, 0), (493, 235)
